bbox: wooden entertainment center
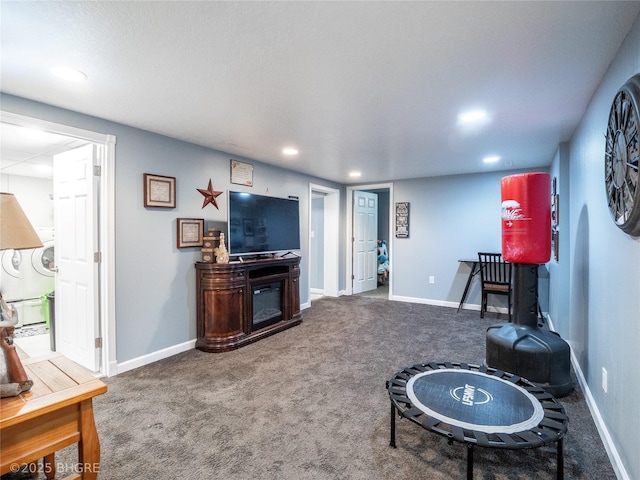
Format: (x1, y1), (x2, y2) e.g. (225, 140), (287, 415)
(195, 256), (302, 352)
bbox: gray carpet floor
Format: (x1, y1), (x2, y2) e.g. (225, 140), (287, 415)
(4, 295), (615, 479)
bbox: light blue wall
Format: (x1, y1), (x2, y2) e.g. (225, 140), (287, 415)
(390, 169), (549, 309)
(557, 14), (640, 480)
(1, 90), (545, 358)
(377, 190), (390, 242)
(548, 144), (571, 340)
(0, 93), (343, 364)
(108, 133), (323, 362)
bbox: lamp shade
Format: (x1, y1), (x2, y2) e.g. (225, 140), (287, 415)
(0, 192), (44, 250)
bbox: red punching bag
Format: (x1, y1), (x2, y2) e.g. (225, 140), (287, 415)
(501, 172), (551, 264)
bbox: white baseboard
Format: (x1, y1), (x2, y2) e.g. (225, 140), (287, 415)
(300, 300), (311, 310)
(546, 315), (628, 480)
(569, 349), (628, 479)
(388, 295), (511, 316)
(389, 295), (458, 308)
(114, 339), (196, 375)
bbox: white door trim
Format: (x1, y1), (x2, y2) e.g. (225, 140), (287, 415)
(346, 183), (393, 296)
(1, 111), (116, 377)
(308, 183), (340, 298)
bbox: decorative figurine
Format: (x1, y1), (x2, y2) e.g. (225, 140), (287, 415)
(214, 233), (229, 264)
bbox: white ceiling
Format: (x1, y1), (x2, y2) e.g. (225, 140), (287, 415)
(0, 123), (87, 178)
(1, 1), (639, 184)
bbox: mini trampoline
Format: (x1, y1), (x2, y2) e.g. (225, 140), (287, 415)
(387, 361), (569, 479)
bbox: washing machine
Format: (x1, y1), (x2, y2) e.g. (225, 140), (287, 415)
(23, 228), (55, 298)
(1, 248), (26, 327)
(1, 228), (55, 327)
(19, 228), (55, 326)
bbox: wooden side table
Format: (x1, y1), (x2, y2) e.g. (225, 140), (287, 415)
(457, 258), (480, 312)
(0, 354), (107, 480)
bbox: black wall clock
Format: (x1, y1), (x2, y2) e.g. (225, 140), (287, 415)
(605, 73), (640, 236)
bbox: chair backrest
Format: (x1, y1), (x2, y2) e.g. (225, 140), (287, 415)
(478, 252), (511, 285)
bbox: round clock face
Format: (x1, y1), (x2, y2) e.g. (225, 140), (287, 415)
(605, 74), (640, 236)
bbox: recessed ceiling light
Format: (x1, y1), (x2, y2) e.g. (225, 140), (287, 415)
(349, 171), (362, 178)
(483, 155), (501, 163)
(458, 109), (489, 125)
(282, 147), (299, 155)
(50, 65), (87, 82)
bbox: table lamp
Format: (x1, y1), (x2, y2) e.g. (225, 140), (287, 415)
(0, 192), (42, 397)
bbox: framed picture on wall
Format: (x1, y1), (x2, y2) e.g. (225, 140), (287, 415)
(144, 173), (176, 208)
(395, 202), (410, 238)
(177, 218), (204, 248)
(552, 229), (559, 261)
(230, 160), (254, 187)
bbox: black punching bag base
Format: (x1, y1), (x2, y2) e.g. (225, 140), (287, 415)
(486, 323), (573, 398)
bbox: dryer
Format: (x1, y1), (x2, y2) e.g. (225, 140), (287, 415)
(7, 228), (56, 326)
(0, 249), (24, 302)
(1, 249), (26, 327)
(23, 239), (55, 299)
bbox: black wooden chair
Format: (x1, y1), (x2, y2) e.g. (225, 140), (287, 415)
(478, 252), (512, 320)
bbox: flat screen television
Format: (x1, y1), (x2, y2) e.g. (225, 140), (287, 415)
(228, 191), (301, 257)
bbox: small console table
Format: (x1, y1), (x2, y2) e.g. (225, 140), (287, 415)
(457, 258), (480, 312)
(387, 361), (568, 479)
(195, 256), (302, 352)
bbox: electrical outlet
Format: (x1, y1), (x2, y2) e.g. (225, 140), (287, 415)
(429, 276), (435, 284)
(602, 367), (608, 393)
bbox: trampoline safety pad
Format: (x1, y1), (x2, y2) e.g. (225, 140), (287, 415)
(387, 361), (569, 480)
(406, 369), (544, 434)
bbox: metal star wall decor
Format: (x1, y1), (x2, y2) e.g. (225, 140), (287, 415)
(197, 179), (223, 210)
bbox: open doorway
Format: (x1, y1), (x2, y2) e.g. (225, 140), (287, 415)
(1, 123), (85, 359)
(346, 183), (393, 298)
(309, 184), (340, 302)
(1, 111), (116, 376)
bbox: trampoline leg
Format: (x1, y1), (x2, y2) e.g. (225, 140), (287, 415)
(466, 444), (474, 480)
(557, 438), (564, 480)
(389, 403), (397, 448)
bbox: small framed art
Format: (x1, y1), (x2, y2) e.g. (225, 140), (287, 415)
(144, 173), (176, 208)
(395, 202), (410, 238)
(230, 159), (254, 187)
(177, 218), (204, 248)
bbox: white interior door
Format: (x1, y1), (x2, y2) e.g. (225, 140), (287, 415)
(53, 144), (100, 372)
(353, 191), (378, 294)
